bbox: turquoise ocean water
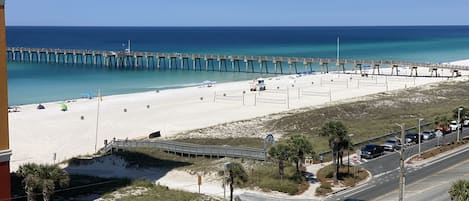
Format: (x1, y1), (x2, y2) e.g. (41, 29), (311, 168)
(7, 26), (469, 105)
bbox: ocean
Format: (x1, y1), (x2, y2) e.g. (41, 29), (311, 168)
(7, 26), (469, 105)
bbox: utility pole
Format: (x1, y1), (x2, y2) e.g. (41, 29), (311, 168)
(457, 107), (463, 142)
(395, 123), (406, 201)
(418, 118), (423, 157)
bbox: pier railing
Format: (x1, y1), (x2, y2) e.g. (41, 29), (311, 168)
(101, 139), (267, 161)
(7, 47), (469, 74)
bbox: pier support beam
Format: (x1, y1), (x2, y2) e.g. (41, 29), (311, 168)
(372, 64), (380, 75)
(244, 59), (248, 73)
(355, 63), (362, 74)
(336, 62), (345, 73)
(410, 66), (418, 77)
(193, 57), (196, 71)
(391, 64), (399, 75)
(231, 59), (235, 72)
(430, 67), (438, 77)
(320, 61), (329, 74)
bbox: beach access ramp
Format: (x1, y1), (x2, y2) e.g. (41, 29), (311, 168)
(100, 139), (267, 161)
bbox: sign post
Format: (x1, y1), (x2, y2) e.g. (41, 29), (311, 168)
(198, 175), (202, 194)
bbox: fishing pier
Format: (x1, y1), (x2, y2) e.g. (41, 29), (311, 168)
(6, 47), (469, 76)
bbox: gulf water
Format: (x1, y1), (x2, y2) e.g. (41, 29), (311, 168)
(7, 26), (469, 105)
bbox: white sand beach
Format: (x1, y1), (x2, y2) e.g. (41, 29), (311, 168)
(8, 62), (469, 171)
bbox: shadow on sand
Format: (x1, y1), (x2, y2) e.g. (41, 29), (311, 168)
(11, 150), (192, 201)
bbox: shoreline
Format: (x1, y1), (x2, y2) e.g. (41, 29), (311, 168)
(8, 59), (469, 171)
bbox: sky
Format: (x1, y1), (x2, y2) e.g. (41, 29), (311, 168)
(6, 0), (469, 26)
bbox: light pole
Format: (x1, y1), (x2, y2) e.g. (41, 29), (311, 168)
(418, 118), (423, 157)
(395, 123), (406, 201)
(457, 107), (463, 142)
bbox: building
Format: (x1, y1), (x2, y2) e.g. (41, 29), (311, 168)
(0, 0), (11, 200)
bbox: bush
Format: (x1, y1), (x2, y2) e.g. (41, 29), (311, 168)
(315, 186), (332, 196)
(320, 183), (331, 190)
(131, 179), (154, 188)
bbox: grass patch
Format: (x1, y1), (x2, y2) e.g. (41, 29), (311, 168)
(268, 80), (469, 152)
(316, 164), (369, 196)
(117, 183), (216, 201)
(410, 138), (469, 161)
(244, 163), (308, 195)
(174, 137), (264, 149)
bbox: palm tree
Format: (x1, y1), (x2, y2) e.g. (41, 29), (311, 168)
(36, 164), (70, 201)
(268, 143), (290, 179)
(320, 121), (349, 183)
(17, 163), (69, 201)
(286, 135), (314, 174)
(17, 163), (40, 201)
(226, 162), (248, 201)
(435, 115), (450, 133)
(448, 180), (469, 201)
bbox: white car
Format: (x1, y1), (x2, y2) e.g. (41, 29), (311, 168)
(464, 119), (469, 127)
(449, 120), (461, 131)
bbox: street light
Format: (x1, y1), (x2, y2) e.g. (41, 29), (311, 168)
(418, 118), (424, 157)
(395, 123), (406, 201)
(457, 107), (463, 142)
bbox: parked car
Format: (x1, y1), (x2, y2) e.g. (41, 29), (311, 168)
(463, 119), (469, 127)
(382, 138), (401, 152)
(360, 144), (385, 159)
(405, 133), (423, 144)
(422, 130), (436, 140)
(449, 120), (461, 131)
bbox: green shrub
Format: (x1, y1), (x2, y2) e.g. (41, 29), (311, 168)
(131, 179), (154, 188)
(320, 183), (331, 190)
(259, 177), (298, 195)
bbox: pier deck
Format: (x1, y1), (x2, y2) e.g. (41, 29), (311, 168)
(7, 47), (469, 75)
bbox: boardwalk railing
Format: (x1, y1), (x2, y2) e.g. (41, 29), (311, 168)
(101, 139), (267, 161)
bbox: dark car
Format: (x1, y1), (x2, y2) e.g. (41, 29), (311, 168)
(405, 133), (423, 144)
(360, 144), (385, 159)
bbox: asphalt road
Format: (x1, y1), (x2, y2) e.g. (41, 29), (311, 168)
(326, 144), (469, 201)
(376, 158), (469, 201)
(237, 129), (469, 201)
(360, 128), (469, 176)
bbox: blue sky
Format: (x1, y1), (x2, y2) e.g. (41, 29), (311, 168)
(6, 0), (469, 26)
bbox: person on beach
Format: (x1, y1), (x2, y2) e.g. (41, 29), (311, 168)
(320, 154), (324, 165)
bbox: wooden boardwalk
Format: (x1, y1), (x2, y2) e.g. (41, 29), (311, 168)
(101, 139), (267, 161)
(7, 47), (469, 75)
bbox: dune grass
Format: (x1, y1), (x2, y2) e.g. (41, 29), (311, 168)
(268, 80), (469, 152)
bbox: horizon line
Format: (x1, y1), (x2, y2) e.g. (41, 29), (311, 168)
(5, 24), (469, 28)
